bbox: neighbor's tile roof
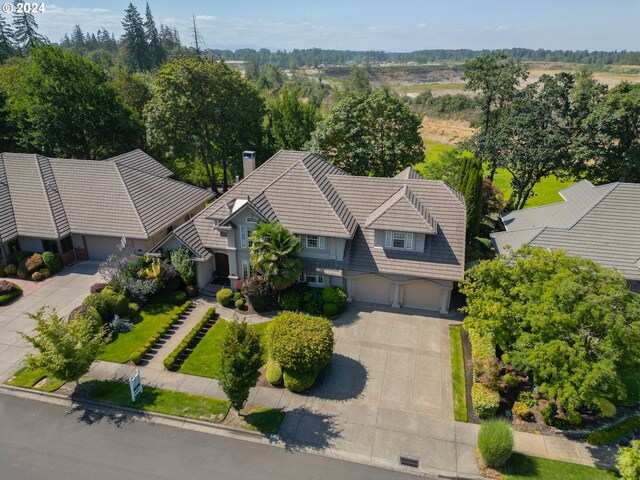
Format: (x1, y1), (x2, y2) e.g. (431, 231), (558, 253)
(105, 149), (174, 178)
(393, 166), (422, 180)
(0, 152), (212, 242)
(169, 151), (467, 281)
(491, 180), (640, 280)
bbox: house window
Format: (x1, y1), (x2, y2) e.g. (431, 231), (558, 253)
(305, 235), (325, 249)
(384, 231), (413, 250)
(41, 239), (59, 254)
(240, 226), (254, 248)
(241, 260), (255, 278)
(299, 272), (324, 286)
(246, 216), (257, 224)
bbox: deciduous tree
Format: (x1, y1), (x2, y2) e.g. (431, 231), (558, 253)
(265, 87), (319, 153)
(219, 320), (263, 415)
(146, 58), (264, 194)
(309, 88), (423, 177)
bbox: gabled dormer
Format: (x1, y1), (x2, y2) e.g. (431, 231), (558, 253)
(365, 184), (438, 252)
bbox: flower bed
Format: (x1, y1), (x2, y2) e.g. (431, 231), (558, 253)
(0, 280), (22, 305)
(0, 251), (62, 282)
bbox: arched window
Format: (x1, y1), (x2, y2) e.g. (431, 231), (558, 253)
(246, 216), (257, 224)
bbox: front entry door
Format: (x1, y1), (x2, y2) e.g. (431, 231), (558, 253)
(214, 252), (230, 277)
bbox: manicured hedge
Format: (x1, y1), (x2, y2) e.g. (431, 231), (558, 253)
(587, 415), (640, 445)
(129, 300), (192, 364)
(216, 288), (233, 306)
(472, 382), (500, 419)
(163, 307), (215, 370)
(42, 251), (62, 274)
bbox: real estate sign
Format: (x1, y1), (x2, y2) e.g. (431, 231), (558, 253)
(129, 368), (143, 402)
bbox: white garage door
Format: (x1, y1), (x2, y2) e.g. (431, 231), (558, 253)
(402, 280), (441, 311)
(84, 235), (121, 260)
(353, 274), (392, 305)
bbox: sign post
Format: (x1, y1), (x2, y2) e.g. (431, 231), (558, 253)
(129, 368), (143, 402)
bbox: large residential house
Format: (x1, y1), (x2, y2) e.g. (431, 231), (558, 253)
(0, 150), (213, 265)
(491, 179), (640, 292)
(156, 151), (466, 313)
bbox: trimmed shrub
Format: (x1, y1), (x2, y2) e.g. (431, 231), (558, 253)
(0, 281), (21, 305)
(280, 285), (304, 311)
(243, 275), (275, 312)
(512, 401), (532, 421)
(594, 397), (617, 418)
(163, 308), (216, 370)
(269, 311), (334, 374)
(565, 409), (583, 426)
(17, 268), (28, 279)
(283, 369), (317, 393)
(68, 305), (102, 327)
(233, 291), (242, 301)
(503, 373), (520, 390)
(266, 358), (283, 386)
(471, 383), (500, 419)
(83, 293), (114, 322)
(322, 303), (339, 319)
(39, 268), (51, 278)
(128, 302), (141, 316)
(24, 253), (44, 273)
(90, 283), (108, 294)
(42, 251), (62, 274)
(477, 419), (514, 468)
(4, 264), (17, 276)
(216, 288), (234, 306)
(617, 440), (640, 479)
(467, 328), (495, 362)
(235, 298), (245, 309)
(130, 350), (145, 364)
(541, 401), (559, 426)
(105, 292), (129, 317)
(321, 286), (348, 310)
(588, 415), (640, 445)
(168, 290), (187, 306)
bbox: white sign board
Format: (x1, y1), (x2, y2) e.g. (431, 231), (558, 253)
(129, 368), (143, 402)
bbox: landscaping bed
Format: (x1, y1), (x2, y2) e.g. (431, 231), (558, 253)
(163, 307), (218, 370)
(4, 366), (65, 392)
(179, 319), (270, 379)
(0, 280), (22, 306)
(0, 251), (63, 283)
(98, 303), (183, 363)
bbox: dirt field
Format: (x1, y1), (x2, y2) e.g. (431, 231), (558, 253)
(420, 116), (475, 146)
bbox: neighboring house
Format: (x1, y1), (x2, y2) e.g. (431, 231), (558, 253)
(491, 179), (640, 291)
(155, 151), (466, 313)
(0, 150), (213, 265)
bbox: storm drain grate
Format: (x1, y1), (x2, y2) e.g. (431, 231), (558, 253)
(400, 456), (419, 468)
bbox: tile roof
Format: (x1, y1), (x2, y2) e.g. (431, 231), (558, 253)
(393, 166), (422, 180)
(105, 149), (174, 178)
(491, 180), (640, 280)
(170, 151), (466, 281)
(0, 151), (212, 242)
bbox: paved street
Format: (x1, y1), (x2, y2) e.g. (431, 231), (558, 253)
(0, 394), (426, 480)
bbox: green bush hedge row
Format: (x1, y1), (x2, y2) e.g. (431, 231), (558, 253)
(472, 382), (500, 419)
(129, 300), (192, 364)
(587, 415), (640, 445)
(163, 307), (215, 370)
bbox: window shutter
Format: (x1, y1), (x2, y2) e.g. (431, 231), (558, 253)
(319, 236), (325, 249)
(385, 231), (392, 248)
(406, 233), (414, 250)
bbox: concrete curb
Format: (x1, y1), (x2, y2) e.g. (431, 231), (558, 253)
(0, 384), (473, 479)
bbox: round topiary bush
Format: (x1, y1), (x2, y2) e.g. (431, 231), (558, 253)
(31, 271), (43, 281)
(503, 373), (519, 390)
(265, 358), (283, 386)
(83, 292), (114, 322)
(39, 268), (50, 278)
(283, 369), (317, 393)
(322, 302), (339, 319)
(216, 288), (234, 306)
(235, 298), (245, 309)
(477, 419), (514, 468)
(511, 401), (532, 421)
(472, 383), (500, 419)
(269, 311), (334, 374)
(130, 350), (144, 364)
(233, 291), (242, 301)
(42, 251), (62, 274)
(321, 286), (348, 310)
(4, 264), (17, 276)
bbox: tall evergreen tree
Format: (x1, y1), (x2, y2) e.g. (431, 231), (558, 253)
(12, 1), (48, 50)
(455, 151), (484, 239)
(0, 14), (15, 62)
(70, 24), (84, 52)
(121, 3), (150, 71)
(144, 2), (165, 67)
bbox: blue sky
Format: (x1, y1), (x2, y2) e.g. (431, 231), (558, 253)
(30, 1), (640, 52)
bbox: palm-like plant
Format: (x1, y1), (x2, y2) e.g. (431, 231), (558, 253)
(249, 222), (303, 290)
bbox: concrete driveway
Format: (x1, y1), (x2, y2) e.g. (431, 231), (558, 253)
(278, 303), (479, 478)
(0, 261), (102, 382)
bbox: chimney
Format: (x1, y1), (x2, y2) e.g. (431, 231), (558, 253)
(242, 151), (256, 178)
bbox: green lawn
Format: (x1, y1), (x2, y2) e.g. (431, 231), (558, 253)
(245, 407), (286, 435)
(504, 453), (618, 479)
(98, 303), (181, 363)
(424, 140), (454, 162)
(5, 366), (65, 392)
(179, 319), (271, 379)
(491, 167), (575, 209)
(86, 380), (230, 423)
(449, 326), (468, 422)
